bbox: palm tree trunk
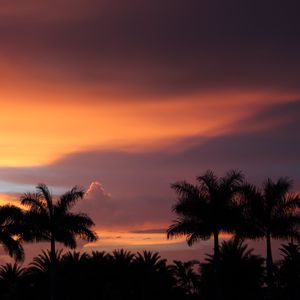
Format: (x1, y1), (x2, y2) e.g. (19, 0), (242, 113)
(50, 235), (56, 300)
(266, 231), (274, 294)
(213, 231), (221, 300)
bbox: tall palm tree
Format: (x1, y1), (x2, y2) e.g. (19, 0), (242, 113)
(240, 178), (300, 287)
(20, 183), (98, 300)
(0, 205), (24, 261)
(167, 170), (244, 299)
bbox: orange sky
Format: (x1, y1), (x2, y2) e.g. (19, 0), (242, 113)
(0, 87), (297, 167)
(0, 0), (300, 263)
(0, 66), (299, 260)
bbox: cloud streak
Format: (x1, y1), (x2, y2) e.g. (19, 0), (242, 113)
(0, 0), (300, 98)
(0, 100), (299, 232)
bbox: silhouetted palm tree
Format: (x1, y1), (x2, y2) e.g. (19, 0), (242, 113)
(132, 251), (171, 300)
(240, 178), (300, 287)
(109, 249), (135, 299)
(28, 250), (63, 275)
(0, 262), (27, 299)
(0, 262), (26, 281)
(134, 251), (166, 272)
(169, 260), (200, 295)
(87, 251), (112, 300)
(167, 170), (244, 299)
(20, 183), (98, 300)
(111, 248), (135, 267)
(59, 251), (91, 300)
(278, 242), (300, 300)
(27, 250), (63, 300)
(0, 205), (24, 261)
(90, 250), (109, 262)
(61, 251), (90, 265)
(200, 238), (264, 300)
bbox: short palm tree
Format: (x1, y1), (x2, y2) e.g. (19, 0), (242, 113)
(200, 238), (264, 300)
(90, 250), (110, 264)
(0, 262), (27, 300)
(111, 249), (135, 268)
(133, 251), (170, 300)
(0, 205), (24, 261)
(110, 249), (135, 299)
(169, 260), (200, 295)
(240, 178), (300, 286)
(20, 183), (98, 300)
(167, 170), (244, 299)
(28, 250), (63, 275)
(27, 250), (63, 299)
(278, 242), (300, 299)
(61, 251), (90, 265)
(0, 263), (26, 281)
(60, 251), (91, 299)
(133, 251), (167, 272)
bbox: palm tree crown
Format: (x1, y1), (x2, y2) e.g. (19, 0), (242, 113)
(21, 183), (97, 247)
(169, 260), (200, 295)
(133, 251), (167, 272)
(240, 177), (300, 286)
(0, 205), (24, 261)
(167, 169), (244, 248)
(200, 238), (264, 300)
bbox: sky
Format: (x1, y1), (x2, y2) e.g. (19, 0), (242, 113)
(0, 0), (300, 263)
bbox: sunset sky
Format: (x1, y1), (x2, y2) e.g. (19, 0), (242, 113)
(0, 0), (299, 263)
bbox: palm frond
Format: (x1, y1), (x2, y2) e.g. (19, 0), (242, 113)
(283, 193), (300, 211)
(167, 218), (211, 246)
(134, 251), (166, 270)
(0, 231), (24, 261)
(55, 212), (97, 246)
(21, 210), (50, 242)
(36, 183), (53, 214)
(57, 186), (85, 212)
(55, 231), (77, 249)
(197, 170), (218, 195)
(20, 192), (46, 213)
(0, 205), (24, 227)
(171, 181), (200, 199)
(221, 169), (244, 188)
(0, 263), (26, 280)
(112, 249), (135, 265)
(62, 251), (90, 264)
(29, 249), (63, 274)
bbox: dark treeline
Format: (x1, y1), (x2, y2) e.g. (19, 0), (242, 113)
(0, 240), (299, 300)
(0, 170), (299, 299)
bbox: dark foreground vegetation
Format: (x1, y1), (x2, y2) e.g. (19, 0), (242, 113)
(0, 170), (299, 299)
(0, 239), (299, 300)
